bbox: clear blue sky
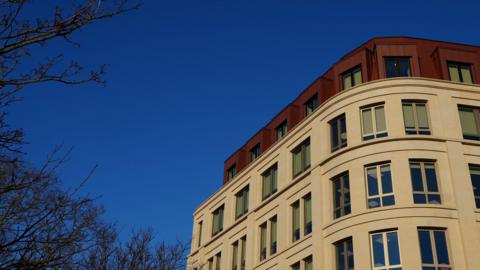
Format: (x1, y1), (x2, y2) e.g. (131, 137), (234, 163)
(9, 0), (480, 243)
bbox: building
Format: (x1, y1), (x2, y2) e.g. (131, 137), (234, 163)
(187, 37), (480, 270)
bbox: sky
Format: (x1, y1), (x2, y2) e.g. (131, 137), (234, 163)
(8, 0), (480, 244)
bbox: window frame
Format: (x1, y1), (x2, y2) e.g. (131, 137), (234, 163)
(292, 138), (311, 178)
(384, 57), (412, 78)
(330, 113), (347, 152)
(409, 160), (442, 205)
(417, 228), (452, 270)
(402, 100), (431, 135)
(332, 172), (351, 219)
(360, 103), (388, 141)
(341, 65), (362, 90)
(369, 230), (402, 270)
(235, 186), (249, 219)
(448, 61), (474, 83)
(458, 105), (480, 140)
(365, 162), (395, 209)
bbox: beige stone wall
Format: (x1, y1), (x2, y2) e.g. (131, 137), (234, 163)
(188, 78), (480, 270)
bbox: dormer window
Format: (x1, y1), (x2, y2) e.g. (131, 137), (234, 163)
(342, 66), (362, 90)
(250, 144), (260, 161)
(385, 57), (411, 78)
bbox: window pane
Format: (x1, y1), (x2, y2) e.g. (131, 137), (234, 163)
(367, 167), (379, 196)
(375, 106), (387, 132)
(271, 217), (277, 244)
(353, 69), (362, 85)
(399, 58), (411, 77)
(340, 116), (347, 145)
(382, 195), (395, 206)
(449, 64), (460, 82)
(293, 149), (302, 176)
(387, 231), (401, 265)
(260, 224), (267, 259)
(434, 230), (450, 265)
(403, 104), (415, 128)
(291, 262), (300, 270)
(461, 66), (473, 83)
(305, 257), (313, 270)
(362, 109), (373, 134)
(293, 202), (300, 240)
(305, 142), (311, 168)
(459, 108), (478, 136)
(381, 165), (393, 194)
(347, 238), (354, 269)
(385, 58), (398, 78)
(331, 120), (339, 148)
(418, 230), (434, 264)
(334, 179), (342, 209)
(232, 242), (238, 268)
(470, 165), (480, 208)
(424, 163), (439, 192)
(336, 242), (345, 270)
(372, 234), (386, 267)
(263, 173), (270, 199)
(271, 166), (277, 192)
(343, 73), (352, 90)
(410, 163), (424, 191)
(416, 104), (429, 129)
(304, 195), (312, 229)
(368, 197), (381, 208)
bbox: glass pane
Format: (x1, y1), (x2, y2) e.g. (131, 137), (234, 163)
(232, 242), (238, 268)
(291, 262), (300, 270)
(305, 257), (313, 270)
(461, 66), (473, 83)
(368, 197), (381, 208)
(387, 231), (401, 265)
(410, 163), (424, 191)
(375, 106), (387, 132)
(459, 108), (478, 136)
(340, 117), (347, 145)
(403, 104), (415, 128)
(428, 194), (441, 204)
(293, 149), (302, 176)
(293, 202), (300, 231)
(449, 65), (460, 82)
(424, 163), (439, 192)
(385, 58), (398, 78)
(347, 238), (355, 269)
(331, 121), (339, 148)
(434, 231), (450, 265)
(236, 194), (243, 218)
(343, 73), (352, 90)
(362, 109), (374, 134)
(334, 179), (342, 209)
(353, 69), (362, 85)
(263, 173), (270, 199)
(271, 217), (277, 243)
(470, 166), (480, 199)
(414, 193), (427, 204)
(399, 58), (411, 77)
(418, 230), (434, 264)
(367, 167), (379, 196)
(416, 104), (429, 129)
(372, 233), (386, 267)
(381, 165), (393, 194)
(305, 142), (311, 168)
(382, 195), (395, 206)
(304, 195), (312, 225)
(336, 243), (345, 270)
(271, 166), (277, 192)
(260, 224), (267, 251)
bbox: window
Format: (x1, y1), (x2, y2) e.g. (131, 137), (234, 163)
(227, 165), (237, 181)
(197, 221), (203, 248)
(333, 173), (351, 219)
(409, 160), (441, 204)
(366, 163), (395, 209)
(361, 104), (387, 140)
(304, 194), (312, 235)
(276, 121), (288, 141)
(292, 201), (300, 242)
(259, 216), (277, 261)
(469, 165), (480, 208)
(209, 252), (222, 270)
(292, 138), (311, 177)
(335, 237), (354, 270)
(402, 101), (431, 135)
(330, 114), (347, 152)
(212, 205), (224, 236)
(418, 229), (451, 270)
(370, 230), (402, 270)
(291, 262), (300, 270)
(385, 57), (411, 78)
(291, 256), (313, 270)
(305, 94), (319, 116)
(250, 144), (261, 161)
(235, 186), (249, 219)
(458, 105), (480, 140)
(448, 61), (473, 83)
(262, 164), (278, 200)
(342, 66), (362, 90)
(232, 236), (246, 270)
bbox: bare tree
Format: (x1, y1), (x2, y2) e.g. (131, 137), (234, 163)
(0, 1), (190, 269)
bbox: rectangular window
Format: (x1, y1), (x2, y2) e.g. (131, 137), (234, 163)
(270, 216), (277, 255)
(418, 228), (451, 270)
(232, 241), (239, 270)
(212, 205), (224, 236)
(409, 160), (441, 205)
(402, 101), (431, 135)
(469, 165), (480, 208)
(276, 121), (288, 141)
(227, 165), (237, 181)
(385, 57), (411, 78)
(232, 236), (247, 270)
(235, 186), (249, 219)
(370, 230), (402, 270)
(292, 201), (300, 242)
(458, 105), (480, 140)
(335, 237), (354, 270)
(240, 236), (246, 270)
(304, 256), (313, 270)
(366, 163), (395, 209)
(291, 262), (300, 270)
(292, 138), (311, 177)
(260, 222), (267, 261)
(361, 104), (387, 140)
(208, 258), (213, 270)
(305, 94), (319, 116)
(250, 144), (261, 161)
(342, 66), (362, 90)
(448, 61), (473, 83)
(262, 164), (278, 200)
(304, 194), (312, 235)
(215, 253), (221, 270)
(330, 114), (347, 152)
(333, 173), (351, 219)
(197, 221), (203, 248)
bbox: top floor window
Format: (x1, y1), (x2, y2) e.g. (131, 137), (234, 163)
(342, 66), (362, 90)
(305, 94), (319, 116)
(250, 144), (261, 162)
(276, 121), (288, 141)
(448, 61), (473, 84)
(227, 165), (237, 181)
(385, 57), (411, 78)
